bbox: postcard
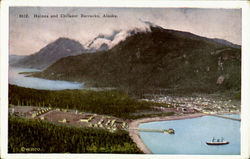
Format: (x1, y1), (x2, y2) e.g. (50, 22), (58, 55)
(1, 0), (250, 159)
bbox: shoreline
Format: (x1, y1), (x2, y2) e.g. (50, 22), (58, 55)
(128, 113), (206, 154)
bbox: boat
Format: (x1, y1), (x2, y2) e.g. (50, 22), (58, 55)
(206, 137), (229, 145)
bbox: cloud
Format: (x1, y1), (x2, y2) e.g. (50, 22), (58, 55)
(86, 20), (153, 50)
(9, 7), (241, 55)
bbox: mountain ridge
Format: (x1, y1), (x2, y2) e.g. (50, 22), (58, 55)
(33, 26), (241, 95)
(10, 20), (241, 71)
(212, 38), (241, 49)
(11, 37), (87, 69)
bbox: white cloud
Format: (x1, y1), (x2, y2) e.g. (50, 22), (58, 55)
(9, 7), (241, 55)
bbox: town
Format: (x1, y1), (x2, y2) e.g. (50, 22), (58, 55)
(8, 94), (240, 135)
(142, 95), (240, 115)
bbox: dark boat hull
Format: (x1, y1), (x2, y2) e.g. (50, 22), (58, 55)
(206, 141), (229, 145)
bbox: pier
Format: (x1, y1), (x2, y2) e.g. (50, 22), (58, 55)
(210, 114), (241, 121)
(130, 128), (175, 134)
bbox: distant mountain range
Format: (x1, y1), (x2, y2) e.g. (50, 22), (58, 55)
(10, 19), (240, 72)
(32, 25), (241, 94)
(11, 38), (87, 69)
(9, 55), (26, 65)
(10, 33), (131, 69)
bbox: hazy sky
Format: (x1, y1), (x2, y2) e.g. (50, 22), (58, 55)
(9, 7), (241, 55)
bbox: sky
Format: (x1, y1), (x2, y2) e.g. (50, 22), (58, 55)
(9, 7), (241, 55)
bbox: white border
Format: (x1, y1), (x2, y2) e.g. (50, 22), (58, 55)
(1, 0), (250, 159)
(241, 1), (250, 159)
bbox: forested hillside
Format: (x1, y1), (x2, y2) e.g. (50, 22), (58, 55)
(33, 26), (241, 94)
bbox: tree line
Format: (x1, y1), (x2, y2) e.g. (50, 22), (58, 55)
(9, 115), (142, 153)
(9, 84), (161, 119)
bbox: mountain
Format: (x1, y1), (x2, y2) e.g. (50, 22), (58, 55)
(212, 38), (241, 49)
(11, 38), (86, 69)
(33, 26), (241, 94)
(9, 54), (26, 65)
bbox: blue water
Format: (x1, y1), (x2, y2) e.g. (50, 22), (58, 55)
(139, 115), (240, 155)
(221, 114), (241, 120)
(9, 67), (84, 90)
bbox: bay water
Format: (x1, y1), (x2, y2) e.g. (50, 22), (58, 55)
(139, 115), (240, 155)
(9, 67), (83, 90)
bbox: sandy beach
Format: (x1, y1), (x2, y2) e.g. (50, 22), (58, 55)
(128, 113), (206, 154)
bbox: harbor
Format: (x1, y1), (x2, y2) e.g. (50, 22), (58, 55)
(137, 114), (240, 154)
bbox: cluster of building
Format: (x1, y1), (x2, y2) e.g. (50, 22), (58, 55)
(9, 105), (52, 119)
(79, 114), (129, 132)
(31, 107), (52, 118)
(9, 105), (129, 133)
(143, 95), (240, 114)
